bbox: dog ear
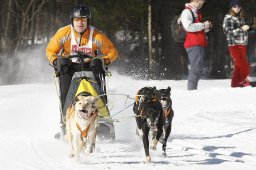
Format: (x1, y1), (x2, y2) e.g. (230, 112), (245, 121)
(92, 96), (99, 105)
(152, 87), (160, 98)
(74, 96), (83, 102)
(167, 86), (171, 92)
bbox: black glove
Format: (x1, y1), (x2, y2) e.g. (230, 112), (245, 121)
(52, 59), (60, 76)
(59, 58), (72, 75)
(53, 58), (72, 76)
(90, 58), (104, 75)
(53, 59), (58, 69)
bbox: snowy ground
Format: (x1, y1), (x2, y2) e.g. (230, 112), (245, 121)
(1, 72), (256, 170)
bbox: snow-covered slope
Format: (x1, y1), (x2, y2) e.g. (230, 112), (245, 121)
(1, 72), (256, 170)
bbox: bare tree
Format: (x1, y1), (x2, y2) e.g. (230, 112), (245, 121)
(13, 0), (48, 52)
(2, 0), (14, 54)
(147, 0), (153, 70)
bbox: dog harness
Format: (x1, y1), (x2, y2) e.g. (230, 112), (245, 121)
(161, 99), (172, 118)
(164, 107), (172, 118)
(76, 123), (91, 138)
(137, 97), (159, 118)
(76, 112), (97, 138)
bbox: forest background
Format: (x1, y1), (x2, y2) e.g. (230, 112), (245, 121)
(1, 0), (256, 84)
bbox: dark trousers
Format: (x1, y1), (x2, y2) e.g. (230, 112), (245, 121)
(186, 46), (205, 90)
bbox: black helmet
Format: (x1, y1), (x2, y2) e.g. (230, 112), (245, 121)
(70, 4), (91, 24)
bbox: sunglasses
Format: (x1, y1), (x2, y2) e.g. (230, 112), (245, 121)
(232, 5), (241, 9)
(73, 18), (87, 22)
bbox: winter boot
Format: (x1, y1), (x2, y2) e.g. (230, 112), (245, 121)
(239, 79), (250, 87)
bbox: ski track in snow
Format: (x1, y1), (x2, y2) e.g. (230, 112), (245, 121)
(1, 78), (256, 170)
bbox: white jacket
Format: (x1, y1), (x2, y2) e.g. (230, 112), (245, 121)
(180, 3), (209, 33)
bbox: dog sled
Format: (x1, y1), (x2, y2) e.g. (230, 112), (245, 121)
(57, 52), (115, 141)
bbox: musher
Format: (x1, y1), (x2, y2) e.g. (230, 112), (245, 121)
(46, 4), (118, 139)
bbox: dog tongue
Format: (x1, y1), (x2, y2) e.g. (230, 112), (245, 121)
(80, 111), (89, 119)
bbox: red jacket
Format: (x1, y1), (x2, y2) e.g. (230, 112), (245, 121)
(184, 8), (207, 48)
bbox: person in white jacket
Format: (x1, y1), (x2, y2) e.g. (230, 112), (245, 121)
(180, 0), (212, 90)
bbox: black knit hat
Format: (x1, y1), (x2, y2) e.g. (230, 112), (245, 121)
(229, 0), (241, 8)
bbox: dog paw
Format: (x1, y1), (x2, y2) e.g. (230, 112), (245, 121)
(136, 128), (143, 138)
(159, 136), (164, 144)
(150, 138), (158, 150)
(150, 145), (157, 150)
(162, 152), (167, 157)
(144, 156), (151, 163)
(152, 138), (158, 144)
(82, 146), (92, 156)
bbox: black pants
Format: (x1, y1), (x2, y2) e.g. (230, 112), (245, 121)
(57, 58), (105, 131)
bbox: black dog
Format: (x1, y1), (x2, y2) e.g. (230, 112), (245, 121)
(158, 86), (174, 157)
(133, 87), (164, 163)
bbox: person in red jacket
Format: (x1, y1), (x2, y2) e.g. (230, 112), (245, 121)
(180, 0), (212, 90)
(46, 4), (118, 139)
(223, 0), (250, 87)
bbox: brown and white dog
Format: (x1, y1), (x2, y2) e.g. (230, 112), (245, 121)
(65, 95), (98, 162)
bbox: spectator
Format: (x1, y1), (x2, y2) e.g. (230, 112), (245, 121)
(180, 0), (212, 90)
(223, 0), (250, 87)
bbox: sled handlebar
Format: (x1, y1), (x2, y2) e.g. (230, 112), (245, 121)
(65, 51), (95, 64)
(56, 50), (108, 72)
(67, 51), (94, 60)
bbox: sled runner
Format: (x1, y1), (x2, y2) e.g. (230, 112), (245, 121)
(58, 52), (115, 140)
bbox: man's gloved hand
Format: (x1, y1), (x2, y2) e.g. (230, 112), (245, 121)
(103, 58), (111, 65)
(52, 59), (60, 76)
(90, 58), (104, 74)
(52, 58), (72, 75)
(53, 59), (58, 68)
(60, 58), (72, 75)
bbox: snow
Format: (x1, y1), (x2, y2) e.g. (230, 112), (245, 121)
(1, 71), (256, 170)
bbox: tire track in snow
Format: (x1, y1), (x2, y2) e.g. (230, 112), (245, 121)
(30, 139), (54, 170)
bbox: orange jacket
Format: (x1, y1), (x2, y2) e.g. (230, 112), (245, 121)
(46, 25), (118, 64)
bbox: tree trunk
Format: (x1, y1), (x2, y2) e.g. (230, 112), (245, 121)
(30, 0), (36, 46)
(148, 0), (153, 70)
(140, 16), (145, 63)
(3, 0), (13, 53)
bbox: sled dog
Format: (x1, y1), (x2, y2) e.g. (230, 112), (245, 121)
(157, 86), (174, 157)
(133, 87), (164, 163)
(66, 95), (98, 162)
